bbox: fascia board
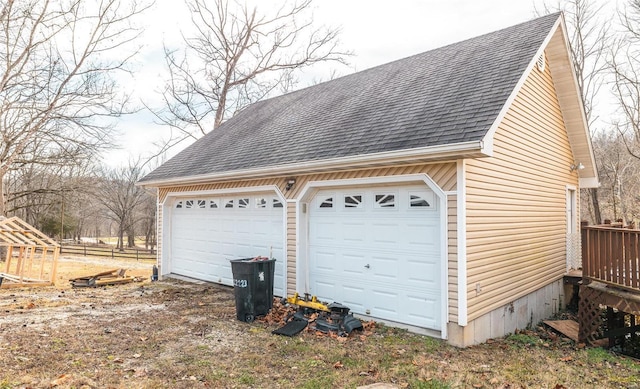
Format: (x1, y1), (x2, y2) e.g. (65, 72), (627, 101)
(138, 140), (484, 188)
(579, 177), (600, 188)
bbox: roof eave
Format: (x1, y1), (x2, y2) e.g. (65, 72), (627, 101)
(548, 14), (599, 187)
(138, 140), (486, 188)
(579, 177), (599, 189)
(481, 13), (599, 187)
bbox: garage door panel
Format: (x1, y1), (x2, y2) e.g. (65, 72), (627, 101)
(309, 184), (442, 330)
(371, 289), (399, 314)
(341, 253), (365, 274)
(170, 193), (285, 296)
(340, 285), (366, 311)
(314, 221), (338, 241)
(313, 279), (338, 301)
(404, 223), (438, 249)
(221, 218), (235, 232)
(342, 222), (367, 243)
(371, 222), (400, 245)
(404, 293), (438, 324)
(252, 220), (270, 235)
(370, 255), (399, 281)
(311, 251), (337, 272)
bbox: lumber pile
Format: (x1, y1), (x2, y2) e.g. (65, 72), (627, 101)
(69, 269), (142, 287)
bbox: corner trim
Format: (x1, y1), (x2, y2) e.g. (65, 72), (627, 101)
(457, 159), (468, 326)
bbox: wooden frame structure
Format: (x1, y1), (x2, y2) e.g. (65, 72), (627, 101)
(0, 216), (60, 288)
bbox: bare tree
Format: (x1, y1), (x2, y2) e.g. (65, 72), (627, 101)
(591, 131), (640, 223)
(96, 160), (149, 251)
(5, 161), (93, 238)
(138, 188), (157, 250)
(538, 0), (610, 224)
(152, 0), (350, 153)
(0, 0), (150, 216)
(611, 1), (640, 162)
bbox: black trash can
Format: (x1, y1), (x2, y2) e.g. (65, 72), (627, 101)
(230, 257), (276, 323)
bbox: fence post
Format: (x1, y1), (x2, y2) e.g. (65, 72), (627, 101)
(111, 248), (114, 259)
(84, 245), (87, 256)
(136, 249), (139, 261)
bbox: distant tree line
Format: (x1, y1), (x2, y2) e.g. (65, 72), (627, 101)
(4, 159), (156, 251)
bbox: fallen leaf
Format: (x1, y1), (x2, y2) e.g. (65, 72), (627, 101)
(412, 356), (432, 366)
(133, 353), (141, 358)
(134, 368), (148, 377)
(50, 374), (70, 387)
(560, 356), (573, 362)
(333, 361), (343, 369)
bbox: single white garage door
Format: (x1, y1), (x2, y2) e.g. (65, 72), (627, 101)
(170, 193), (285, 296)
(309, 185), (442, 330)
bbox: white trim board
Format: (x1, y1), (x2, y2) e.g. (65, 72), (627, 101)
(296, 173), (449, 339)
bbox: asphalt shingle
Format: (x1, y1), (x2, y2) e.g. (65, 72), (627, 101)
(140, 13), (560, 183)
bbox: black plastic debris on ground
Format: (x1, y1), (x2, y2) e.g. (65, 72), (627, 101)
(272, 318), (308, 336)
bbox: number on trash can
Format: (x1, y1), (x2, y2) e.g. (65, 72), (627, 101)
(234, 279), (247, 288)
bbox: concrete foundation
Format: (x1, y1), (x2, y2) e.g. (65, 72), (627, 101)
(448, 279), (564, 347)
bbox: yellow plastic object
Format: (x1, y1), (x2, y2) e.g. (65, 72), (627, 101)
(284, 292), (330, 312)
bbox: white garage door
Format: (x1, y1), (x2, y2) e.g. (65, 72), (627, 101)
(170, 193), (285, 296)
(309, 185), (442, 330)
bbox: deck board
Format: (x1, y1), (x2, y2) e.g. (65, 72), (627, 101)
(543, 319), (579, 341)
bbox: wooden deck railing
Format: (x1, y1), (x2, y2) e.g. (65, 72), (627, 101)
(581, 221), (640, 292)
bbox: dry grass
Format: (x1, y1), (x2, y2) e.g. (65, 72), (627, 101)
(0, 256), (638, 388)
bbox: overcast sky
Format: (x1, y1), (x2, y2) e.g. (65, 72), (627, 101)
(105, 0), (553, 167)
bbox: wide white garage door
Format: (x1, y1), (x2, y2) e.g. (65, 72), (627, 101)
(170, 193), (285, 296)
(309, 185), (442, 330)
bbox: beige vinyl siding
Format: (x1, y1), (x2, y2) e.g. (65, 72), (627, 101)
(157, 162), (458, 202)
(465, 51), (579, 321)
(286, 201), (297, 292)
(156, 162), (459, 319)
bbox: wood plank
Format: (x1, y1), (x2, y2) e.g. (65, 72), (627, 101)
(94, 277), (134, 286)
(543, 320), (579, 342)
(69, 269), (119, 281)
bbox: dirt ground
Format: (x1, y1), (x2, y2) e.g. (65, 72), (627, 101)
(0, 256), (639, 389)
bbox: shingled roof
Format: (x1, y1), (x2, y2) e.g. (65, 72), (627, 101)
(141, 13), (562, 184)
